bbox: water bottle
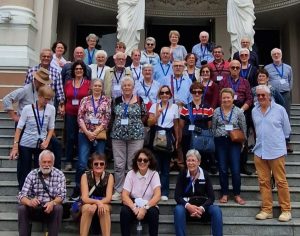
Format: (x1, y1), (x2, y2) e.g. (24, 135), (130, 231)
(136, 220), (142, 236)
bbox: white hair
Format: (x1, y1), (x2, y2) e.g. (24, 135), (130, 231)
(121, 76), (134, 87)
(256, 85), (271, 94)
(239, 48), (250, 56)
(271, 48), (282, 56)
(86, 33), (98, 42)
(199, 31), (209, 38)
(95, 50), (107, 58)
(39, 150), (55, 163)
(113, 51), (126, 60)
(186, 149), (201, 161)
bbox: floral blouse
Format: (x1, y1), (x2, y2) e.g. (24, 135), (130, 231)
(111, 96), (147, 140)
(77, 95), (111, 133)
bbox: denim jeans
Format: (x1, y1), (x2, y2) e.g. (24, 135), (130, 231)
(75, 132), (105, 186)
(65, 114), (79, 163)
(174, 204), (223, 236)
(50, 136), (62, 170)
(215, 136), (241, 196)
(154, 150), (171, 197)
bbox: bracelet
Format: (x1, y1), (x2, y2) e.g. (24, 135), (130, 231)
(13, 141), (19, 144)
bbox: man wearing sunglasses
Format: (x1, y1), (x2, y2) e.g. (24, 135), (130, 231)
(233, 37), (259, 68)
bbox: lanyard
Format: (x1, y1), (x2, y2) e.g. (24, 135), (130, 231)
(141, 80), (152, 98)
(35, 101), (46, 131)
(214, 61), (225, 75)
(229, 77), (240, 93)
(31, 83), (37, 103)
(273, 63), (284, 78)
(240, 64), (250, 79)
(91, 95), (102, 116)
(73, 78), (83, 99)
(188, 103), (204, 124)
(160, 102), (169, 126)
(200, 45), (207, 61)
(87, 49), (95, 65)
(184, 168), (200, 194)
(201, 80), (210, 101)
(123, 94), (134, 118)
(220, 106), (234, 124)
(113, 69), (124, 84)
(132, 66), (141, 81)
(175, 76), (183, 92)
(160, 63), (170, 76)
(97, 66), (104, 79)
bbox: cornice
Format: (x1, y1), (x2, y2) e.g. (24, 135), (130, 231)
(75, 0), (300, 17)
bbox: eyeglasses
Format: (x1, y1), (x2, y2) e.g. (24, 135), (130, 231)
(173, 65), (184, 68)
(230, 66), (240, 70)
(240, 54), (249, 57)
(160, 91), (171, 95)
(93, 162), (105, 167)
(201, 70), (210, 74)
(137, 158), (149, 163)
(191, 90), (202, 95)
(147, 43), (154, 46)
(257, 94), (266, 98)
(116, 46), (124, 49)
(75, 67), (83, 71)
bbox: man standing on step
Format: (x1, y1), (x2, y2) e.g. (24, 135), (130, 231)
(18, 150), (66, 236)
(252, 85), (292, 222)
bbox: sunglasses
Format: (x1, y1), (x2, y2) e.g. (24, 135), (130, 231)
(75, 67), (83, 70)
(93, 162), (105, 167)
(230, 66), (240, 70)
(160, 91), (171, 95)
(147, 43), (154, 46)
(191, 90), (202, 95)
(137, 158), (149, 163)
(257, 94), (266, 98)
(201, 70), (210, 74)
(240, 54), (249, 57)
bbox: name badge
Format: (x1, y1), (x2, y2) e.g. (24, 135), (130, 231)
(143, 97), (149, 104)
(72, 99), (79, 105)
(217, 76), (223, 81)
(280, 79), (286, 84)
(188, 125), (195, 131)
(121, 118), (129, 125)
(114, 84), (121, 91)
(90, 118), (99, 125)
(225, 124), (233, 131)
(158, 130), (166, 135)
(234, 94), (238, 100)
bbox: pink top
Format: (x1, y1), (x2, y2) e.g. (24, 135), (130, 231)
(123, 169), (161, 201)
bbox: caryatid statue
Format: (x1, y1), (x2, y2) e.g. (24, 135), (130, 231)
(117, 0), (145, 55)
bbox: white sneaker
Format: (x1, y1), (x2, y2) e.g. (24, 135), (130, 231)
(161, 196), (168, 201)
(278, 211), (292, 222)
(112, 191), (121, 201)
(64, 163), (72, 171)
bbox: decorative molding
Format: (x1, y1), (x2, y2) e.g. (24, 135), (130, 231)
(75, 0), (300, 17)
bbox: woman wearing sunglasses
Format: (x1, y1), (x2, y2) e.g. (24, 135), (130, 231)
(140, 37), (160, 66)
(80, 152), (114, 236)
(148, 85), (179, 201)
(121, 148), (161, 236)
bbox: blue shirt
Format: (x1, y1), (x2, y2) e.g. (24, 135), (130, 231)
(192, 43), (214, 68)
(140, 51), (160, 66)
(252, 101), (291, 159)
(135, 79), (161, 104)
(264, 63), (293, 93)
(153, 61), (173, 83)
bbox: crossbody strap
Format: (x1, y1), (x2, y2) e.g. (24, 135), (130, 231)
(38, 171), (54, 200)
(32, 104), (41, 135)
(141, 171), (156, 199)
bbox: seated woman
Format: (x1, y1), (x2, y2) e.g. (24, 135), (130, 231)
(80, 152), (114, 236)
(120, 148), (161, 236)
(174, 149), (223, 236)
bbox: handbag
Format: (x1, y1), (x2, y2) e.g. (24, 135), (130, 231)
(187, 104), (215, 153)
(229, 129), (245, 143)
(188, 196), (208, 207)
(96, 129), (107, 140)
(153, 128), (174, 153)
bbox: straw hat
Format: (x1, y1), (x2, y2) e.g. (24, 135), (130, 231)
(33, 68), (52, 85)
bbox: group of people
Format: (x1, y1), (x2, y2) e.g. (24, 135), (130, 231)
(3, 30), (293, 235)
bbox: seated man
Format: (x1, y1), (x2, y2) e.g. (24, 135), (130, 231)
(18, 150), (66, 236)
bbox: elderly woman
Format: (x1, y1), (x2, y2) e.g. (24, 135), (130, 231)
(179, 82), (216, 173)
(51, 40), (67, 72)
(148, 85), (179, 201)
(140, 37), (160, 66)
(111, 76), (147, 201)
(120, 148), (161, 236)
(64, 60), (90, 171)
(212, 88), (247, 205)
(174, 149), (223, 236)
(84, 33), (98, 65)
(10, 86), (55, 189)
(199, 65), (219, 109)
(128, 49), (143, 82)
(89, 50), (110, 80)
(239, 48), (258, 88)
(71, 79), (111, 200)
(169, 30), (187, 61)
(80, 152), (114, 236)
(184, 53), (200, 82)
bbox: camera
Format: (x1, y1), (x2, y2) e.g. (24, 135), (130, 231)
(36, 138), (43, 149)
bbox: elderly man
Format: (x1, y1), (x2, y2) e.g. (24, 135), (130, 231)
(18, 150), (66, 236)
(153, 47), (173, 84)
(252, 85), (291, 222)
(219, 60), (253, 175)
(192, 31), (214, 68)
(103, 51), (132, 98)
(208, 45), (230, 83)
(105, 41), (132, 67)
(61, 46), (92, 84)
(264, 48), (293, 152)
(233, 37), (259, 67)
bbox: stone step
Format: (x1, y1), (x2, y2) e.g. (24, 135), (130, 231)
(0, 135), (63, 145)
(0, 212), (299, 235)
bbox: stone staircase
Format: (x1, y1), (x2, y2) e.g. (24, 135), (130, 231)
(0, 105), (300, 235)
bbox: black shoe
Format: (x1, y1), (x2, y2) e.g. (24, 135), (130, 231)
(210, 166), (218, 175)
(70, 187), (80, 201)
(241, 167), (252, 175)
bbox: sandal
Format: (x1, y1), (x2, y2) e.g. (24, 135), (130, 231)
(219, 195), (228, 203)
(234, 196), (246, 205)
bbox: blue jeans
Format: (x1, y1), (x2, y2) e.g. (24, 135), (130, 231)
(215, 136), (241, 196)
(75, 132), (105, 186)
(174, 204), (223, 236)
(155, 150), (171, 197)
(65, 114), (79, 163)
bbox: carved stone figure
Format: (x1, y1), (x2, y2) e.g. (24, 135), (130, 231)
(227, 0), (256, 56)
(117, 0), (145, 55)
